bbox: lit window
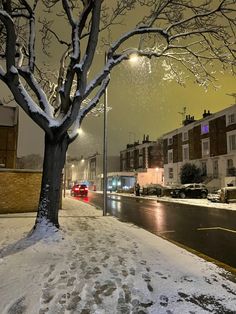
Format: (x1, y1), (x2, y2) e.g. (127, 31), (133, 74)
(168, 150), (173, 163)
(201, 123), (209, 134)
(201, 138), (210, 157)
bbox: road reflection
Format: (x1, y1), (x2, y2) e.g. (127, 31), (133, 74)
(108, 195), (121, 214)
(86, 192), (236, 269)
(152, 202), (170, 233)
(74, 196), (89, 202)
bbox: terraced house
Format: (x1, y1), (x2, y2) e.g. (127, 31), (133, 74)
(120, 135), (164, 186)
(163, 104), (236, 189)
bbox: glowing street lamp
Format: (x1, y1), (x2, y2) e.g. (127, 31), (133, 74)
(77, 128), (84, 136)
(129, 53), (140, 64)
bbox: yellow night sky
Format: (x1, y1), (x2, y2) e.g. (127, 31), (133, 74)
(4, 1), (236, 158)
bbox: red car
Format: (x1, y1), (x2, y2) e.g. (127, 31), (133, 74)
(71, 184), (88, 197)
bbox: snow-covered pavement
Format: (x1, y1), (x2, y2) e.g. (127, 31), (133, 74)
(0, 197), (236, 314)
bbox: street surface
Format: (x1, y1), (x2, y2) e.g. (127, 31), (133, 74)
(83, 192), (236, 269)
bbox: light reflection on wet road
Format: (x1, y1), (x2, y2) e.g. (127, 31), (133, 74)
(84, 193), (236, 269)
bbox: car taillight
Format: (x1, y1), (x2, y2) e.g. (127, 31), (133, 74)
(85, 188), (88, 191)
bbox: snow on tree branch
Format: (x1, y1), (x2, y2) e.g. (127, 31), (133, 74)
(0, 9), (17, 72)
(0, 0), (235, 145)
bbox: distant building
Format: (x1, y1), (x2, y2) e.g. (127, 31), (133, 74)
(66, 153), (120, 190)
(163, 105), (236, 189)
(0, 105), (19, 168)
(120, 135), (164, 186)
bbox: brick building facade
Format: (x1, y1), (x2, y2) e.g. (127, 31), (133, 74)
(163, 105), (236, 188)
(120, 135), (164, 186)
(120, 135), (163, 172)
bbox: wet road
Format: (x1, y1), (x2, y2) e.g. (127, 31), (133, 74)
(86, 192), (236, 269)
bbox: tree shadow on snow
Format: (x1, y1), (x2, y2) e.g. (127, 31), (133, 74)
(0, 224), (61, 259)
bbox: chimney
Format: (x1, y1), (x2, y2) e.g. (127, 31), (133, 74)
(183, 114), (195, 126)
(143, 134), (146, 143)
(203, 110), (212, 118)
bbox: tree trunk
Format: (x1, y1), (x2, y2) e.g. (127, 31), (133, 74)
(35, 133), (68, 228)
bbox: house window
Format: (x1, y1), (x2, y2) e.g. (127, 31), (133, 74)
(227, 113), (235, 125)
(227, 159), (235, 176)
(182, 144), (189, 161)
(201, 161), (207, 176)
(182, 131), (188, 141)
(228, 133), (236, 152)
(90, 160), (96, 170)
(122, 160), (126, 170)
(213, 159), (219, 178)
(0, 156), (6, 167)
(168, 168), (173, 179)
(130, 159), (134, 168)
(201, 122), (209, 134)
(201, 138), (210, 157)
(139, 156), (143, 167)
(227, 159), (234, 168)
(168, 150), (173, 163)
(168, 137), (173, 145)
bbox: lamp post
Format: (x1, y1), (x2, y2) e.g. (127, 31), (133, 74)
(63, 153), (67, 198)
(102, 52), (140, 215)
(103, 52), (108, 216)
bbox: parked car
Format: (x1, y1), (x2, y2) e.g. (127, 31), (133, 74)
(171, 183), (208, 199)
(71, 184), (88, 197)
(141, 184), (163, 196)
(207, 189), (221, 202)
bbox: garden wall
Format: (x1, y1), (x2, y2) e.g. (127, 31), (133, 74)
(0, 169), (42, 214)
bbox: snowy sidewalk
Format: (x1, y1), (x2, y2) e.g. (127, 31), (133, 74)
(0, 198), (236, 314)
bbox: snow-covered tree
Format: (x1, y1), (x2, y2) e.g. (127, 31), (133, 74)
(0, 0), (235, 228)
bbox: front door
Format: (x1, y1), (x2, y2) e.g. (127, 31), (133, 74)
(213, 160), (219, 178)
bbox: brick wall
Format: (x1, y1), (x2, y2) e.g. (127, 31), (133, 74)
(0, 169), (42, 214)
